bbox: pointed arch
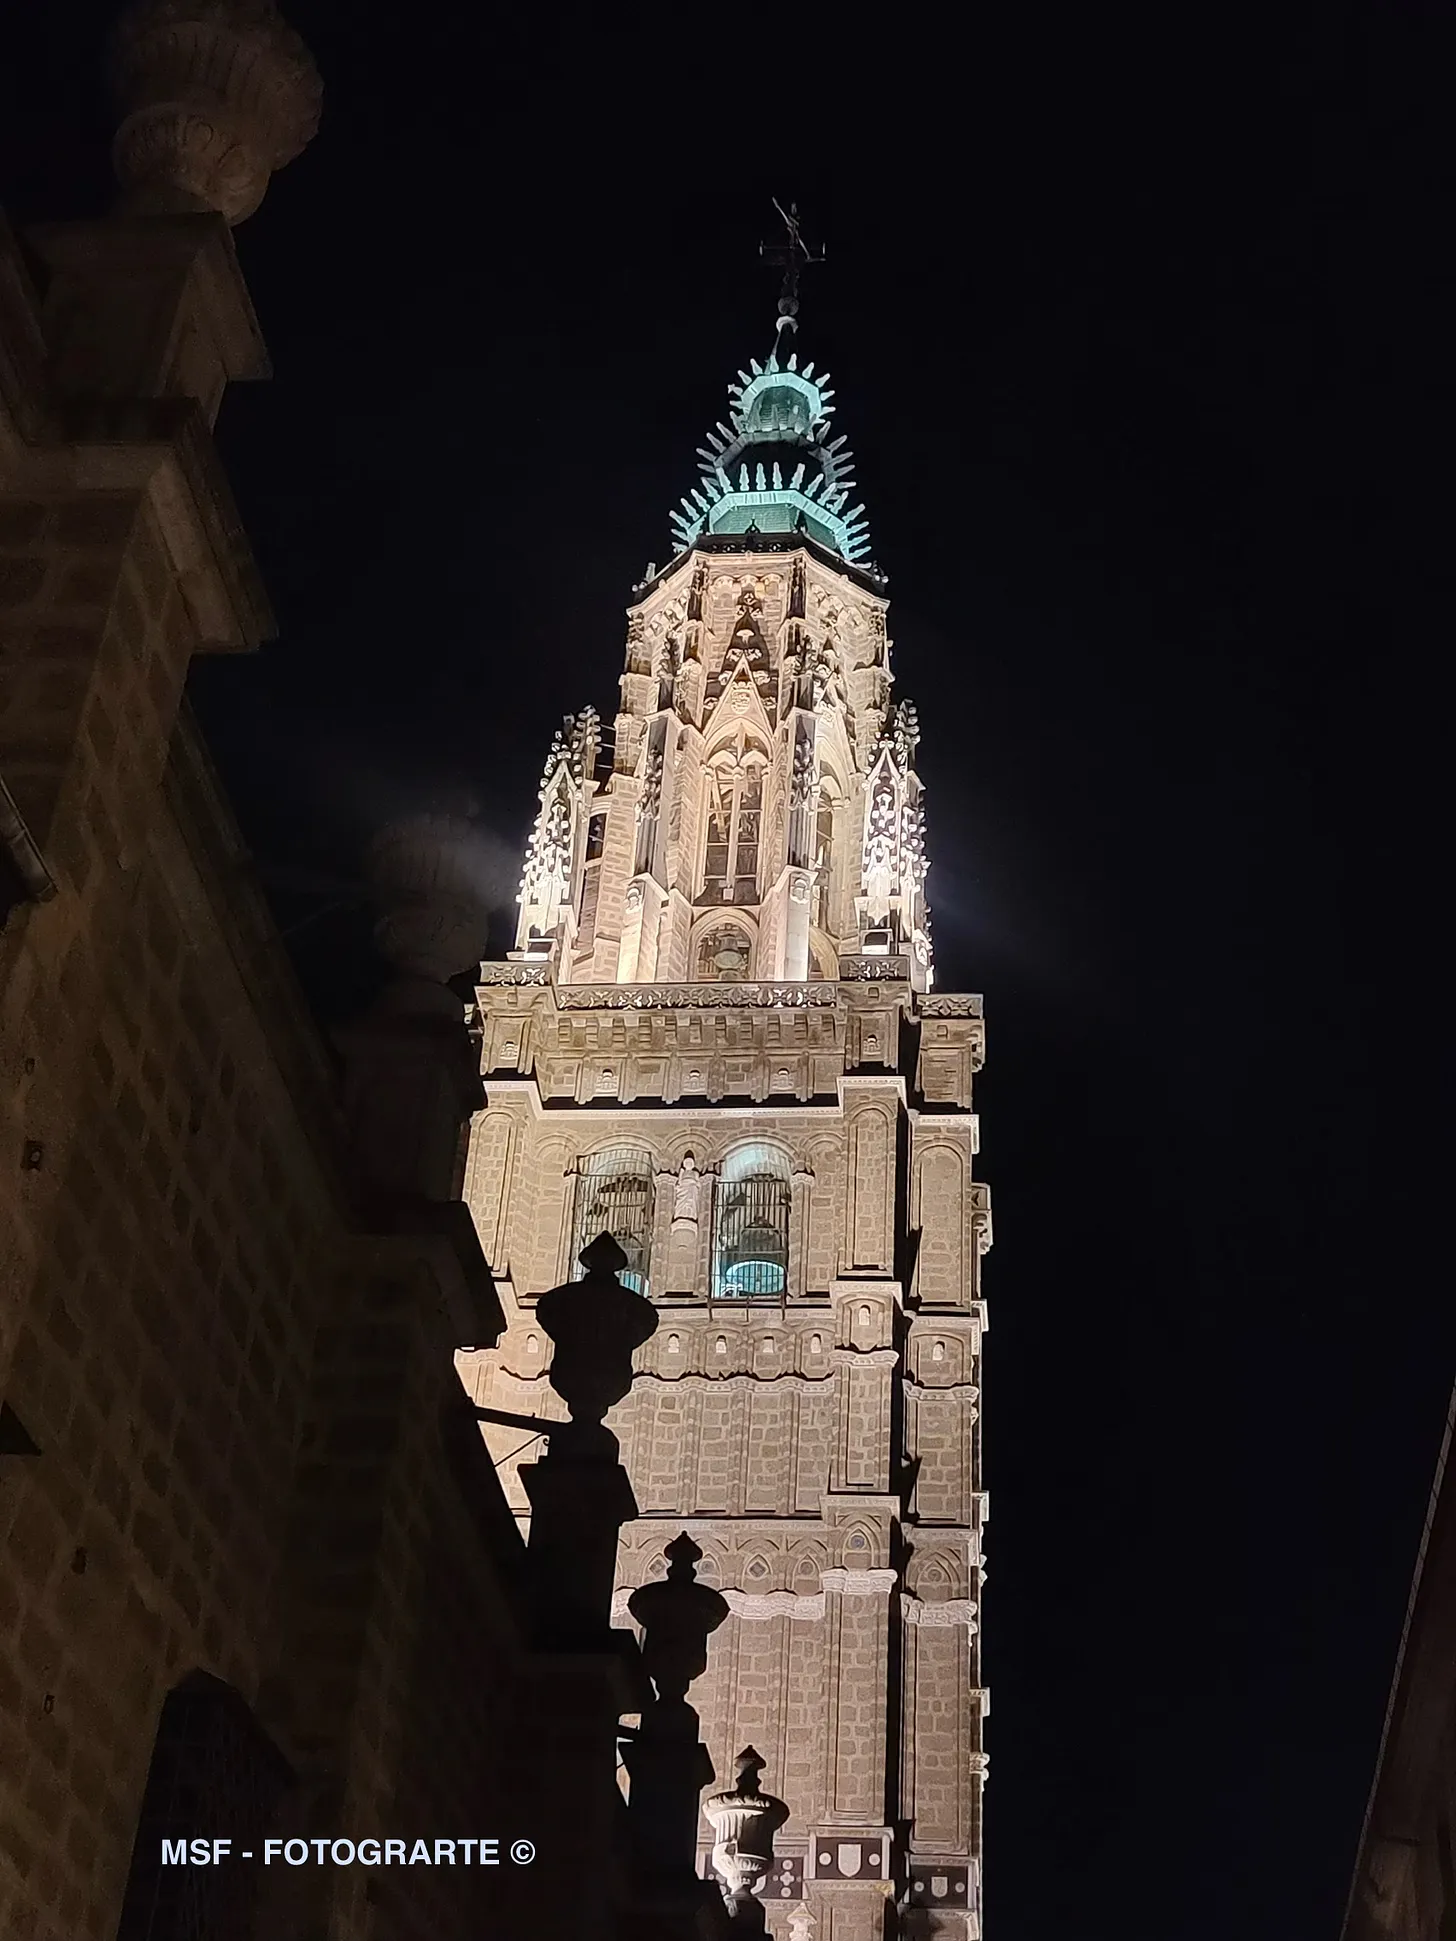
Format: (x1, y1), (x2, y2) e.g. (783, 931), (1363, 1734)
(700, 727), (771, 906)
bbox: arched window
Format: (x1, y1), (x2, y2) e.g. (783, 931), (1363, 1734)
(702, 744), (767, 905)
(572, 1147), (653, 1294)
(696, 923), (753, 982)
(713, 1143), (791, 1299)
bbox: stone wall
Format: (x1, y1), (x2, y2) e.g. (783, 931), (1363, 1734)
(466, 972), (990, 1938)
(0, 111), (550, 1941)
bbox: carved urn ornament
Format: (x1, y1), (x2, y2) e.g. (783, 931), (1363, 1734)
(535, 1234), (657, 1455)
(628, 1533), (729, 1716)
(367, 810), (493, 991)
(703, 1747), (790, 1922)
(109, 0), (322, 223)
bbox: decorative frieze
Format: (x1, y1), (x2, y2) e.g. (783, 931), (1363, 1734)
(821, 1568), (898, 1597)
(557, 980), (838, 1010)
(477, 962), (550, 986)
(915, 993), (983, 1018)
(901, 1596), (978, 1631)
(839, 954), (910, 982)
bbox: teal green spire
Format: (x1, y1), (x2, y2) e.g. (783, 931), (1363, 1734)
(668, 346), (871, 567)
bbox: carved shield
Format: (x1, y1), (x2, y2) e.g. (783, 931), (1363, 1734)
(931, 1876), (949, 1899)
(836, 1844), (863, 1877)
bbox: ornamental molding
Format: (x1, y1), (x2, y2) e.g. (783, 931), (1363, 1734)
(478, 1080), (852, 1123)
(901, 1596), (978, 1630)
(839, 955), (910, 982)
(612, 1568), (913, 1626)
(915, 993), (984, 1018)
(474, 968), (970, 1011)
(637, 1371), (835, 1393)
(837, 1074), (908, 1105)
(613, 1585), (828, 1624)
(822, 1568), (899, 1597)
(727, 1589), (826, 1622)
(556, 980), (838, 1010)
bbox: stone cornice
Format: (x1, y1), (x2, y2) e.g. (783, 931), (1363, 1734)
(563, 980), (838, 1010)
(834, 1346), (898, 1368)
(838, 1074), (907, 1101)
(474, 963), (985, 1022)
(477, 1078), (849, 1122)
(610, 1573), (977, 1629)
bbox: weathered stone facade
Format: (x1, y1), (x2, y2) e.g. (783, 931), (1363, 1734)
(466, 337), (993, 1939)
(0, 10), (631, 1941)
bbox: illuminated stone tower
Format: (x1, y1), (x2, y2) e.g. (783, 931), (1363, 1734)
(462, 282), (991, 1940)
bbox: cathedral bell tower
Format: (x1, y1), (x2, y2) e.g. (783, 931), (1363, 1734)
(463, 254), (992, 1940)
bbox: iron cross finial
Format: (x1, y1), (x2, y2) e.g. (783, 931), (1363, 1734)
(760, 198), (825, 329)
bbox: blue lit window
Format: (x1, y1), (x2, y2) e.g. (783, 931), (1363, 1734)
(572, 1148), (653, 1295)
(713, 1144), (791, 1299)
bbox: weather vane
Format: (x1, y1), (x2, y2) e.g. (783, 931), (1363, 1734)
(760, 198), (824, 335)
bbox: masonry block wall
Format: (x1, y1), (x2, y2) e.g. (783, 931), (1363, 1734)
(465, 973), (992, 1940)
(0, 154), (545, 1941)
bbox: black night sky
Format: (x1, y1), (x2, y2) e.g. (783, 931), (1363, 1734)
(2, 4), (1449, 1935)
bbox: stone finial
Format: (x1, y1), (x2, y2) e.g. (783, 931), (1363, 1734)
(533, 1236), (657, 1453)
(628, 1534), (729, 1709)
(367, 811), (493, 991)
(703, 1747), (790, 1924)
(108, 0), (321, 224)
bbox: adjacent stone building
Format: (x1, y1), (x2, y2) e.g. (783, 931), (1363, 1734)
(1342, 1384), (1456, 1941)
(465, 298), (993, 1941)
(0, 8), (641, 1941)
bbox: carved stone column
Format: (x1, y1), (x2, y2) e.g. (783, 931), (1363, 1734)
(789, 1166), (814, 1299)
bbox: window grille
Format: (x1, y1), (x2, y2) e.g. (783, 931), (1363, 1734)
(701, 753), (766, 905)
(116, 1673), (291, 1941)
(572, 1147), (654, 1294)
(713, 1143), (791, 1299)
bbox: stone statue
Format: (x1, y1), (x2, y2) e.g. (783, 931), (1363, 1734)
(667, 1154), (703, 1292)
(672, 1152), (704, 1224)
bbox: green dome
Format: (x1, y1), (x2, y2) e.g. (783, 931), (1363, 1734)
(669, 349), (871, 567)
